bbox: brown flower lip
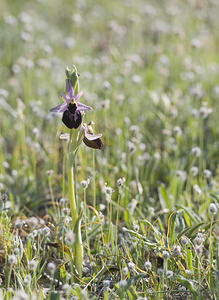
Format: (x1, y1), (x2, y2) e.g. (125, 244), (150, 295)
(82, 123), (103, 150)
(83, 136), (103, 149)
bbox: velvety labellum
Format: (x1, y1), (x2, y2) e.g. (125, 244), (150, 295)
(62, 109), (82, 129)
(83, 136), (103, 149)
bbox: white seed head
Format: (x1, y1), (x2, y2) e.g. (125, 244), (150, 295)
(116, 177), (125, 187)
(27, 217), (38, 228)
(103, 279), (111, 287)
(105, 186), (113, 195)
(193, 184), (202, 196)
(13, 290), (28, 300)
(180, 236), (189, 246)
(209, 203), (217, 215)
(162, 250), (170, 259)
(133, 224), (139, 232)
(128, 141), (136, 153)
(81, 180), (89, 189)
(122, 267), (128, 276)
(8, 254), (17, 265)
(24, 274), (32, 285)
(144, 261), (152, 271)
(157, 268), (164, 275)
(29, 259), (38, 271)
(166, 270), (173, 278)
(191, 147), (201, 157)
(173, 126), (182, 136)
(59, 198), (66, 206)
(62, 283), (70, 292)
(194, 233), (205, 246)
(62, 207), (70, 216)
(99, 204), (105, 211)
(176, 170), (187, 181)
(47, 262), (56, 274)
(65, 230), (75, 245)
(185, 269), (192, 276)
(128, 262), (135, 270)
(171, 245), (181, 257)
(103, 81), (111, 90)
(117, 279), (127, 288)
(190, 166), (198, 176)
(203, 169), (212, 179)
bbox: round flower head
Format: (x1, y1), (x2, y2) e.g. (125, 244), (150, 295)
(209, 203), (217, 215)
(50, 79), (92, 129)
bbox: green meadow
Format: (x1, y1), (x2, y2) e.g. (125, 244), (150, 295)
(0, 0), (218, 299)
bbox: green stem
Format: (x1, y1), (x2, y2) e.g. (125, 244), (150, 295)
(68, 163), (78, 230)
(93, 150), (96, 208)
(74, 210), (83, 277)
(68, 129), (78, 229)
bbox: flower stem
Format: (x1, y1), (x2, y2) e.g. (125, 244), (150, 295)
(68, 128), (84, 277)
(68, 163), (78, 230)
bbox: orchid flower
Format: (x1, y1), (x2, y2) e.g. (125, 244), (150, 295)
(81, 123), (103, 150)
(50, 79), (92, 129)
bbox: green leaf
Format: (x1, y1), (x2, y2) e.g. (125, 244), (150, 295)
(159, 185), (171, 210)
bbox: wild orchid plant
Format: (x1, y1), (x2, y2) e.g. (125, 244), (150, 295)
(50, 65), (103, 277)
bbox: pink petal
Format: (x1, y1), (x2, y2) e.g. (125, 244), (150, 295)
(60, 92), (70, 102)
(74, 91), (83, 102)
(50, 103), (67, 113)
(77, 102), (92, 111)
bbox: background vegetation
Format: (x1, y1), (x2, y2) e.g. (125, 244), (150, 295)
(0, 0), (218, 299)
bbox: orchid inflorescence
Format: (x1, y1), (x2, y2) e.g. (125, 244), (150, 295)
(50, 65), (103, 277)
(50, 66), (103, 150)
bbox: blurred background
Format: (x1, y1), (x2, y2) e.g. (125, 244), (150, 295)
(0, 0), (219, 216)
